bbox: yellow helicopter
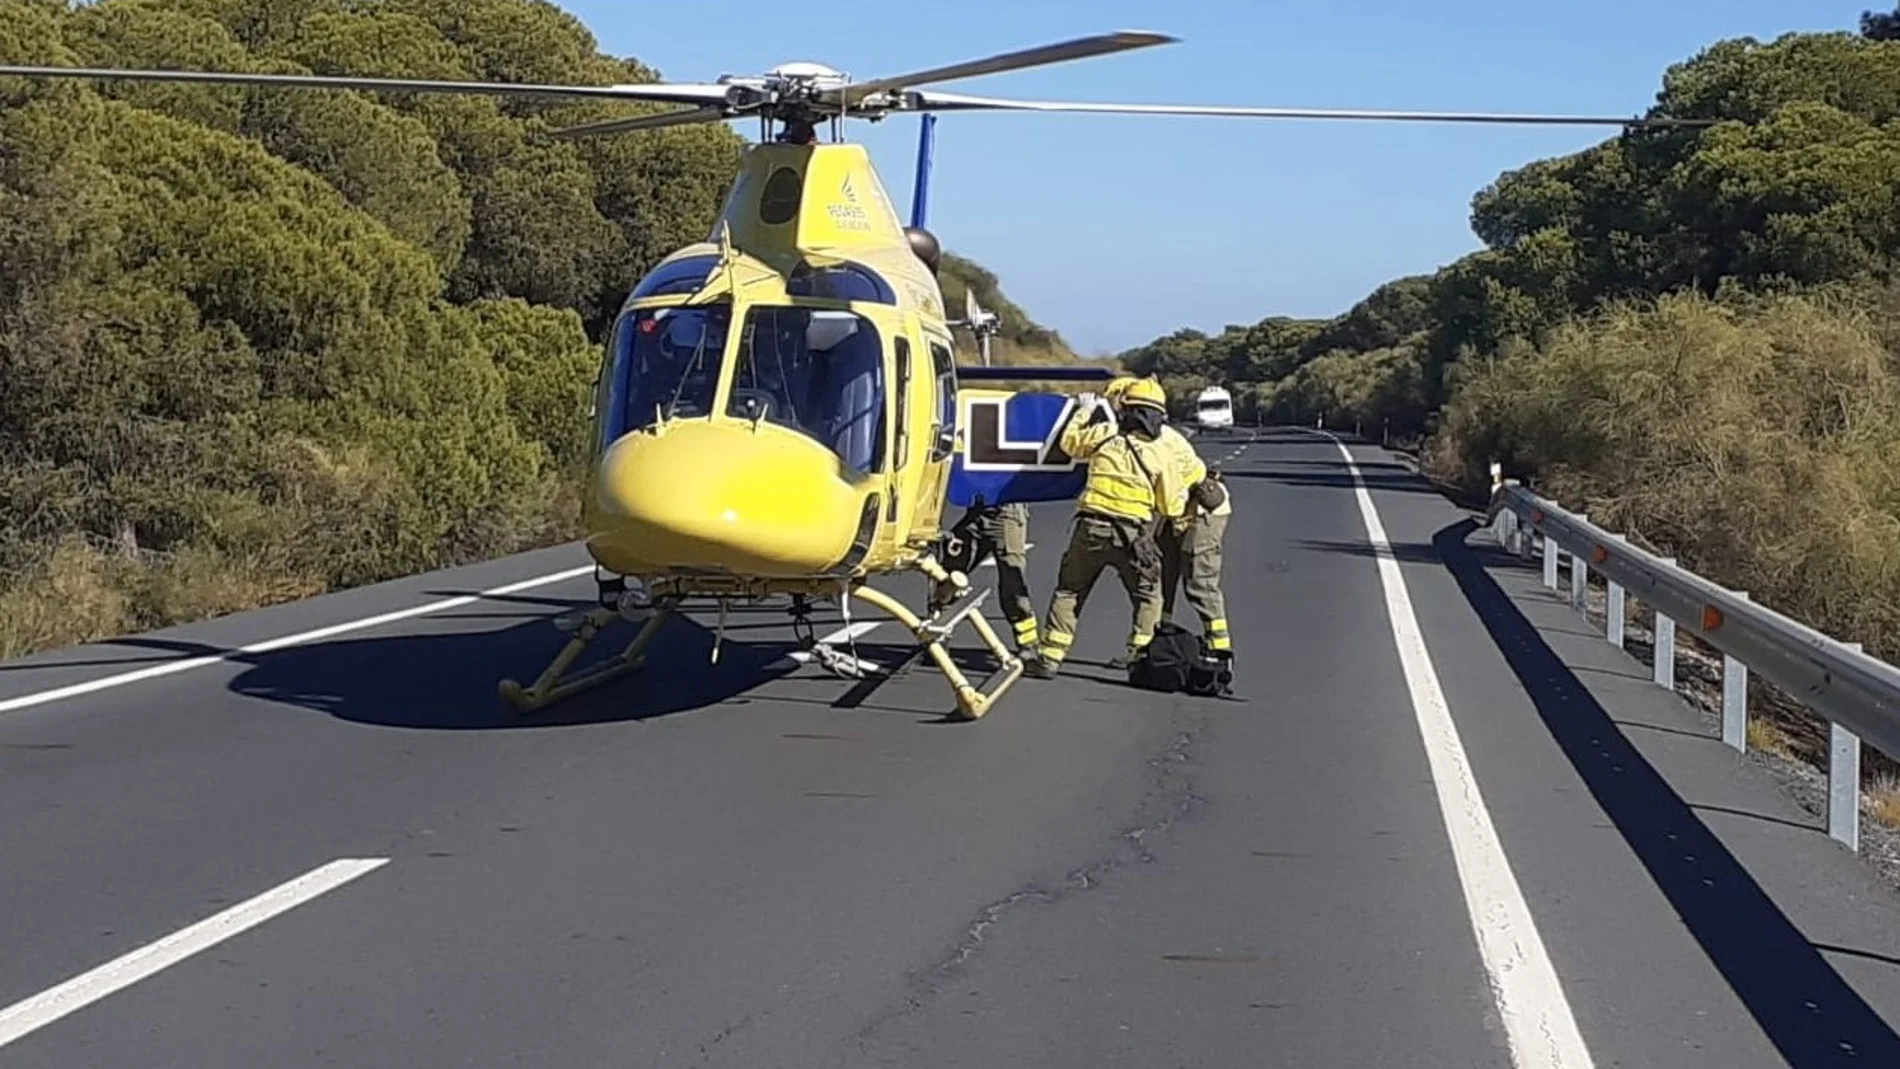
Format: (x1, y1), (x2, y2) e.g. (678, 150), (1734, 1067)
(0, 30), (1715, 720)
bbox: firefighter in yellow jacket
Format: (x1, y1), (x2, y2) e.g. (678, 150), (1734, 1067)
(1027, 377), (1187, 679)
(1155, 421), (1233, 662)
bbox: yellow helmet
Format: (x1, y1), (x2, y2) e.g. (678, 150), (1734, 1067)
(1105, 375), (1139, 402)
(1120, 377), (1168, 411)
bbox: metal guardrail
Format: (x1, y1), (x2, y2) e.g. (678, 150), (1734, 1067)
(1484, 474), (1900, 854)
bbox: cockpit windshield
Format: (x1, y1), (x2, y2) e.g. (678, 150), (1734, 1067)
(602, 303), (731, 441)
(726, 307), (886, 474)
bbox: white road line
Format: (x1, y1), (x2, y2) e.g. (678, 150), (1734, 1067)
(0, 857), (389, 1048)
(0, 565), (597, 716)
(1317, 429), (1594, 1069)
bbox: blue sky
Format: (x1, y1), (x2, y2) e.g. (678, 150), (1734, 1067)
(561, 1), (1878, 356)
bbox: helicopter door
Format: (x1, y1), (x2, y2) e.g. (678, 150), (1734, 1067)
(907, 334), (957, 543)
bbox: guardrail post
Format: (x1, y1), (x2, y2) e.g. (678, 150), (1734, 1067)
(1501, 512), (1521, 556)
(1543, 535), (1559, 589)
(1829, 642), (1865, 852)
(1723, 655), (1748, 752)
(1653, 557), (1676, 691)
(1607, 579), (1626, 650)
(1569, 515), (1589, 612)
(1722, 592), (1751, 753)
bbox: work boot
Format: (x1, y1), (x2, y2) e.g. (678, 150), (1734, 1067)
(1211, 649), (1235, 696)
(1026, 654), (1059, 680)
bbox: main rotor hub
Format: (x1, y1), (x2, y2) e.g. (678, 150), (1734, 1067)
(715, 60), (911, 134)
(766, 61), (847, 88)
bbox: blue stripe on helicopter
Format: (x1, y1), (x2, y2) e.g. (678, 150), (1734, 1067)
(948, 389), (1101, 507)
(954, 365), (1117, 382)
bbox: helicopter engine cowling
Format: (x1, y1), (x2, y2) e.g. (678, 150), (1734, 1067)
(586, 420), (871, 578)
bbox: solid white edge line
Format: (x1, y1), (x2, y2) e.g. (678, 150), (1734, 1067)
(0, 857), (390, 1048)
(1314, 429), (1595, 1069)
(0, 565), (597, 715)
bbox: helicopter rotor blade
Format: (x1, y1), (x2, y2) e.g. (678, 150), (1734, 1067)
(0, 64), (736, 107)
(908, 89), (1719, 128)
(546, 104), (737, 138)
(824, 30), (1175, 107)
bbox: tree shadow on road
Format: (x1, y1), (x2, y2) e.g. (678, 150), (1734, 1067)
(1291, 537), (1448, 566)
(1435, 516), (1900, 1066)
(1220, 468), (1444, 495)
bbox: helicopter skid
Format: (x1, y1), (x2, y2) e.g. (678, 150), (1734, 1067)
(846, 580), (1023, 721)
(497, 566), (1024, 720)
(498, 601), (673, 714)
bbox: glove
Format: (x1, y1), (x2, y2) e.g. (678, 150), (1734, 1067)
(1075, 392), (1113, 425)
(1190, 478), (1227, 513)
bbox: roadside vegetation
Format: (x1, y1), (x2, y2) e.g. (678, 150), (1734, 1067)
(1122, 12), (1900, 662)
(1118, 8), (1900, 826)
(0, 0), (1069, 658)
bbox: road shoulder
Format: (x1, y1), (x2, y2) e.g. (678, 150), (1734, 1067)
(1333, 430), (1900, 1066)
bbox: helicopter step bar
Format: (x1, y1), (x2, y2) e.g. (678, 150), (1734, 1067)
(841, 568), (1024, 721)
(496, 558), (1026, 720)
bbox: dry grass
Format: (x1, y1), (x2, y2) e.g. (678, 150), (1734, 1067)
(1436, 290), (1900, 665)
(0, 445), (583, 661)
(0, 538), (327, 660)
(1871, 774), (1900, 829)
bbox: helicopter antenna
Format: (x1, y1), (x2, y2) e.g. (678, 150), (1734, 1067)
(959, 290), (1001, 366)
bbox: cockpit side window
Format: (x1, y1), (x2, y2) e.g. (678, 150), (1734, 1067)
(601, 303), (729, 446)
(629, 255), (719, 300)
(727, 307), (887, 475)
(927, 340), (957, 461)
(786, 261), (897, 304)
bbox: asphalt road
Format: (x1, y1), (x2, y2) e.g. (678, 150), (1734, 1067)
(4, 428), (1900, 1068)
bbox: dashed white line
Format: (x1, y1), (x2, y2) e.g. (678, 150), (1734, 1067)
(0, 564), (597, 716)
(1317, 429), (1595, 1069)
(0, 857), (390, 1048)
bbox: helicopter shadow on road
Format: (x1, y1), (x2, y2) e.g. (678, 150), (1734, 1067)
(215, 612), (788, 730)
(210, 600), (1012, 730)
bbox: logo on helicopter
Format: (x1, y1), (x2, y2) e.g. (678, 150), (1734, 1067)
(958, 394), (1081, 471)
(828, 173), (870, 231)
(947, 391), (1090, 508)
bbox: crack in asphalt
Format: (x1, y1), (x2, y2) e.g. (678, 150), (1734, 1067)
(842, 713), (1212, 1064)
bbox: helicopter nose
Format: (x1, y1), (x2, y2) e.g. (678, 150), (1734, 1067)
(587, 421), (871, 577)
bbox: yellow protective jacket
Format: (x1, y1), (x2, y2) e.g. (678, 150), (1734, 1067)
(1158, 425), (1231, 523)
(1059, 407), (1183, 524)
